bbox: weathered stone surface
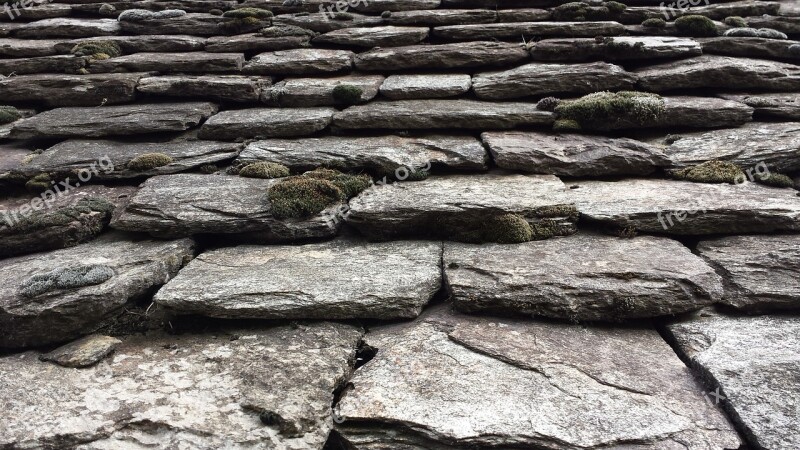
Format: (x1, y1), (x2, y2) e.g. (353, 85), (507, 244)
(698, 36), (800, 60)
(13, 18), (120, 38)
(433, 21), (626, 40)
(473, 61), (636, 100)
(38, 334), (122, 368)
(0, 3), (72, 21)
(243, 49), (353, 75)
(637, 55), (800, 91)
(313, 26), (429, 48)
(380, 74), (471, 99)
(746, 14), (800, 34)
(335, 306), (741, 449)
(333, 100), (554, 130)
(383, 8), (497, 25)
(0, 73), (143, 107)
(446, 233), (722, 320)
(199, 107), (333, 139)
(88, 52), (244, 73)
(0, 54), (86, 76)
(531, 36), (702, 61)
(264, 75), (383, 107)
(573, 178), (800, 235)
(0, 322), (362, 449)
(273, 12), (383, 33)
(119, 13), (267, 36)
(205, 33), (310, 52)
(10, 102), (218, 139)
(352, 0), (440, 12)
(717, 93), (800, 119)
(111, 174), (340, 240)
(0, 232), (195, 348)
(55, 34), (207, 54)
(239, 134), (488, 173)
(661, 96), (753, 129)
(666, 312), (799, 450)
(497, 8), (551, 21)
(156, 239), (441, 319)
(354, 41), (528, 71)
(0, 38), (60, 57)
(347, 173), (575, 240)
(138, 75), (266, 102)
(482, 131), (669, 176)
(0, 143), (31, 181)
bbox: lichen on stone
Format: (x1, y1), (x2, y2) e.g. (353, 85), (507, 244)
(554, 91), (665, 130)
(239, 162), (291, 179)
(25, 173), (53, 193)
(605, 1), (627, 14)
(723, 16), (748, 28)
(5, 197), (116, 235)
(222, 7), (274, 19)
(754, 172), (794, 188)
(553, 119), (582, 132)
(268, 168), (371, 219)
(536, 97), (561, 111)
(127, 153), (174, 171)
(674, 15), (718, 37)
(332, 84), (364, 105)
(117, 8), (186, 21)
(19, 264), (115, 298)
(641, 18), (666, 28)
(669, 160), (744, 184)
(0, 105), (22, 125)
(70, 40), (122, 58)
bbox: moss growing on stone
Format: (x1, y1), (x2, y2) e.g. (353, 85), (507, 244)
(19, 264), (114, 298)
(755, 172), (794, 188)
(404, 169), (429, 181)
(641, 17), (666, 28)
(674, 14), (718, 37)
(664, 134), (682, 145)
(268, 177), (344, 219)
(209, 8), (223, 15)
(618, 225), (637, 238)
(332, 84), (363, 105)
(723, 16), (748, 28)
(670, 160), (744, 184)
(304, 168), (371, 198)
(199, 164), (218, 174)
(25, 173), (53, 193)
(552, 2), (592, 21)
(333, 12), (354, 20)
(71, 40), (122, 58)
(536, 97), (561, 111)
(222, 7), (273, 19)
(381, 11), (392, 18)
(8, 197), (115, 235)
(553, 119), (582, 131)
(605, 1), (627, 13)
(127, 153), (174, 171)
(239, 162), (291, 179)
(484, 214), (533, 244)
(554, 91), (665, 130)
(0, 105), (22, 125)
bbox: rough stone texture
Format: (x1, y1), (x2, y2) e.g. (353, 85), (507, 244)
(119, 13), (267, 36)
(155, 239), (442, 319)
(10, 102), (218, 139)
(264, 75), (383, 107)
(0, 233), (195, 349)
(0, 73), (143, 107)
(0, 322), (362, 449)
(0, 38), (60, 57)
(0, 55), (87, 76)
(665, 312), (799, 450)
(380, 74), (471, 100)
(137, 75), (266, 103)
(472, 61), (637, 100)
(238, 134), (488, 172)
(531, 36), (702, 61)
(111, 174), (340, 240)
(445, 233), (723, 320)
(0, 3), (72, 21)
(746, 14), (800, 34)
(573, 178), (800, 235)
(38, 334), (122, 368)
(433, 21), (626, 40)
(88, 52), (244, 74)
(13, 18), (120, 38)
(354, 41), (528, 71)
(482, 131), (669, 176)
(205, 34), (311, 53)
(243, 49), (353, 75)
(698, 37), (800, 60)
(199, 107), (334, 139)
(352, 0), (441, 12)
(333, 99), (554, 129)
(272, 12), (383, 33)
(335, 306), (741, 449)
(383, 8), (497, 25)
(347, 173), (576, 240)
(55, 34), (208, 54)
(717, 93), (800, 119)
(313, 26), (429, 47)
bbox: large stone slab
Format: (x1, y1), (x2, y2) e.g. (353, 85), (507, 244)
(717, 93), (800, 119)
(332, 100), (554, 130)
(354, 41), (528, 71)
(0, 38), (60, 57)
(573, 178), (800, 235)
(313, 25), (429, 47)
(243, 49), (353, 75)
(665, 312), (799, 450)
(13, 18), (120, 38)
(111, 174), (340, 240)
(482, 131), (669, 176)
(698, 37), (800, 60)
(0, 55), (87, 76)
(531, 36), (702, 61)
(205, 33), (310, 53)
(155, 239), (441, 319)
(10, 102), (218, 139)
(137, 75), (266, 103)
(746, 14), (800, 34)
(119, 13), (267, 36)
(199, 107), (334, 139)
(88, 52), (244, 73)
(55, 34), (207, 54)
(273, 12), (383, 33)
(383, 8), (497, 25)
(0, 3), (71, 21)
(0, 322), (362, 449)
(433, 21), (626, 40)
(351, 0), (440, 12)
(335, 306), (741, 449)
(0, 232), (195, 348)
(264, 75), (383, 107)
(445, 233), (722, 321)
(380, 73), (471, 100)
(0, 73), (143, 107)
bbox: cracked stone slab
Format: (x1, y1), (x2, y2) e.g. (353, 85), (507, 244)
(433, 21), (626, 41)
(445, 233), (723, 321)
(12, 18), (120, 38)
(573, 178), (800, 235)
(354, 41), (528, 71)
(111, 174), (340, 240)
(205, 33), (311, 53)
(313, 25), (429, 47)
(54, 34), (208, 54)
(531, 36), (702, 61)
(263, 75), (383, 107)
(717, 93), (800, 120)
(243, 49), (353, 76)
(665, 312), (799, 450)
(382, 9), (497, 25)
(38, 334), (121, 368)
(0, 232), (195, 349)
(0, 73), (144, 107)
(137, 75), (267, 103)
(0, 54), (87, 76)
(346, 173), (576, 240)
(380, 74), (471, 100)
(199, 107), (334, 140)
(482, 131), (669, 176)
(88, 52), (244, 73)
(746, 14), (800, 34)
(0, 3), (71, 21)
(273, 12), (383, 33)
(0, 38), (61, 57)
(698, 37), (800, 60)
(155, 239), (442, 320)
(9, 102), (218, 139)
(0, 321), (362, 449)
(334, 305), (741, 449)
(119, 13), (266, 36)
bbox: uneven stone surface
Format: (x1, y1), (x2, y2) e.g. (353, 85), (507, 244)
(118, 13), (266, 36)
(199, 107), (334, 139)
(531, 36), (702, 61)
(155, 239), (441, 319)
(0, 55), (87, 76)
(313, 25), (429, 47)
(637, 55), (800, 91)
(354, 41), (528, 70)
(264, 75), (383, 106)
(746, 14), (800, 34)
(335, 305), (741, 449)
(380, 73), (471, 99)
(0, 73), (144, 107)
(55, 34), (208, 54)
(698, 36), (800, 60)
(38, 334), (122, 368)
(666, 312), (799, 450)
(243, 49), (354, 75)
(0, 322), (362, 449)
(13, 18), (120, 38)
(433, 21), (626, 40)
(717, 93), (800, 119)
(205, 33), (311, 53)
(88, 52), (244, 74)
(0, 233), (195, 348)
(0, 38), (60, 57)
(272, 12), (383, 33)
(137, 75), (266, 103)
(383, 8), (497, 25)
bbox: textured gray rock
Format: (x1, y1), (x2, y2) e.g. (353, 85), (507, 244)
(137, 75), (266, 103)
(352, 0), (441, 12)
(573, 178), (800, 235)
(637, 55), (800, 91)
(531, 36), (702, 61)
(0, 3), (71, 21)
(199, 107), (334, 139)
(313, 26), (429, 47)
(0, 322), (362, 449)
(698, 36), (800, 60)
(111, 174), (340, 240)
(0, 38), (60, 57)
(55, 34), (207, 54)
(354, 41), (528, 71)
(155, 239), (441, 319)
(335, 306), (741, 449)
(0, 55), (87, 76)
(10, 102), (218, 139)
(0, 233), (195, 348)
(380, 74), (471, 100)
(383, 8), (497, 25)
(205, 33), (311, 53)
(38, 334), (122, 368)
(119, 13), (266, 36)
(272, 12), (383, 33)
(243, 49), (353, 75)
(0, 73), (143, 107)
(88, 52), (244, 73)
(482, 131), (669, 176)
(13, 18), (120, 38)
(263, 75), (383, 106)
(433, 21), (626, 40)
(717, 93), (800, 119)
(665, 312), (799, 450)
(746, 14), (800, 34)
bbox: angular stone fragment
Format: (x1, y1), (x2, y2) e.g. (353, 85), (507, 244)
(0, 55), (86, 76)
(335, 306), (741, 449)
(13, 18), (120, 38)
(333, 100), (554, 130)
(433, 21), (626, 40)
(531, 36), (702, 61)
(273, 12), (383, 33)
(38, 334), (122, 368)
(354, 41), (528, 70)
(313, 26), (429, 47)
(482, 131), (669, 176)
(10, 102), (218, 139)
(665, 312), (799, 450)
(717, 93), (800, 119)
(111, 174), (340, 240)
(637, 55), (800, 91)
(155, 239), (441, 319)
(0, 322), (362, 449)
(244, 49), (353, 75)
(573, 178), (800, 235)
(0, 73), (143, 107)
(205, 33), (310, 52)
(698, 37), (800, 60)
(199, 107), (333, 139)
(380, 74), (471, 99)
(88, 52), (244, 73)
(0, 38), (60, 57)
(0, 233), (195, 348)
(383, 8), (497, 25)
(138, 75), (266, 102)
(264, 75), (383, 106)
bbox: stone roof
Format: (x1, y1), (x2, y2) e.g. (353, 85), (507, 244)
(0, 0), (798, 448)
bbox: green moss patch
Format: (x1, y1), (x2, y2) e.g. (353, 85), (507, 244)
(304, 168), (371, 198)
(554, 91), (665, 130)
(71, 40), (122, 58)
(25, 173), (53, 193)
(605, 1), (627, 13)
(641, 17), (666, 28)
(332, 84), (364, 105)
(723, 16), (748, 28)
(553, 119), (582, 132)
(222, 7), (273, 19)
(19, 264), (114, 298)
(536, 97), (560, 111)
(0, 105), (22, 125)
(268, 169), (371, 219)
(755, 172), (794, 188)
(239, 162), (290, 179)
(7, 197), (115, 235)
(127, 153), (174, 171)
(485, 214), (533, 243)
(674, 14), (718, 37)
(670, 160), (744, 184)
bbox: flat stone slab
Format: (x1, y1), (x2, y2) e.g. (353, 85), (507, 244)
(38, 334), (121, 368)
(137, 75), (266, 103)
(346, 173), (576, 240)
(239, 134), (488, 173)
(0, 232), (195, 349)
(313, 26), (429, 47)
(0, 55), (87, 76)
(717, 93), (800, 120)
(111, 174), (340, 240)
(199, 107), (334, 139)
(13, 18), (120, 38)
(445, 233), (722, 321)
(573, 178), (800, 235)
(88, 52), (244, 74)
(352, 0), (441, 12)
(383, 8), (497, 25)
(0, 322), (362, 449)
(482, 131), (669, 176)
(473, 61), (636, 100)
(10, 102), (218, 139)
(273, 12), (383, 33)
(666, 312), (799, 450)
(354, 41), (528, 71)
(0, 3), (71, 21)
(746, 14), (800, 34)
(243, 49), (354, 75)
(155, 239), (442, 320)
(698, 36), (800, 61)
(380, 73), (471, 99)
(205, 33), (311, 53)
(0, 38), (60, 57)
(264, 75), (383, 106)
(531, 36), (702, 61)
(119, 13), (267, 36)
(332, 100), (554, 130)
(55, 34), (208, 54)
(0, 73), (143, 107)
(335, 306), (741, 449)
(433, 21), (626, 40)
